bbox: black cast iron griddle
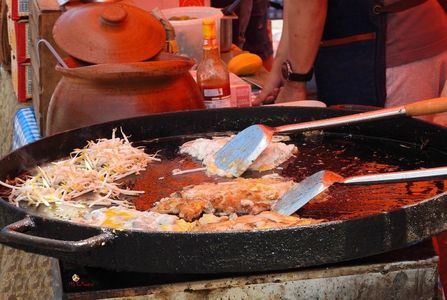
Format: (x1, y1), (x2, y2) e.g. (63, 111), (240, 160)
(0, 107), (447, 274)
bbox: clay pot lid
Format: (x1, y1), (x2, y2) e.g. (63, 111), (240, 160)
(53, 3), (166, 64)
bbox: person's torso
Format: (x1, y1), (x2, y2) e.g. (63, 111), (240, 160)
(385, 0), (447, 67)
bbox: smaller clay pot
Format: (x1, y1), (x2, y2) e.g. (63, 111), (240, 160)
(46, 54), (204, 135)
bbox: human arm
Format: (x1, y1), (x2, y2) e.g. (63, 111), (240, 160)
(253, 0), (290, 105)
(254, 0), (327, 105)
(234, 0), (254, 49)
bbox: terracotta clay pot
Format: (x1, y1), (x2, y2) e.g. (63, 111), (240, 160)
(53, 3), (166, 64)
(46, 54), (204, 135)
(47, 4), (204, 135)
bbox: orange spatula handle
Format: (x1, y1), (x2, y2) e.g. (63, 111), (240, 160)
(404, 97), (447, 116)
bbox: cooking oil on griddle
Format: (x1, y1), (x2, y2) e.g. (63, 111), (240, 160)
(132, 132), (447, 220)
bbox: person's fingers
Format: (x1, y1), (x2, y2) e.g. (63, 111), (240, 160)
(253, 86), (282, 106)
(252, 94), (265, 106)
(275, 84), (307, 103)
(272, 87), (280, 99)
(253, 88), (273, 106)
(264, 96), (276, 104)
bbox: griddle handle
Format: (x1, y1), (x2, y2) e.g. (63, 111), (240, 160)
(0, 216), (115, 252)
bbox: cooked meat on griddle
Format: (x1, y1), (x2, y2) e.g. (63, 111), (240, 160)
(151, 176), (295, 221)
(195, 211), (322, 232)
(77, 206), (195, 232)
(76, 206), (322, 232)
(179, 136), (298, 177)
(152, 198), (213, 221)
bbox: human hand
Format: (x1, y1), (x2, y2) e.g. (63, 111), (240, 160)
(252, 70), (283, 106)
(275, 81), (307, 103)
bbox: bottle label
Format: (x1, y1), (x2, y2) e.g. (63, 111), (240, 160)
(203, 87), (231, 108)
(204, 95), (232, 109)
(202, 88), (232, 108)
(203, 88), (224, 97)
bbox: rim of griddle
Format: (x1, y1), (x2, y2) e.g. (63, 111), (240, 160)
(1, 106), (446, 237)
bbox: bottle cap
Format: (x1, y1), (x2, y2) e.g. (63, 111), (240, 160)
(202, 18), (216, 40)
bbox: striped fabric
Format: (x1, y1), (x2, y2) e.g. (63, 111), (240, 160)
(12, 107), (41, 150)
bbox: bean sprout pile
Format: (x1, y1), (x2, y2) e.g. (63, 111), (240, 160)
(0, 129), (159, 209)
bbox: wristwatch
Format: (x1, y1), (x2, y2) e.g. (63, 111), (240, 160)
(281, 60), (313, 82)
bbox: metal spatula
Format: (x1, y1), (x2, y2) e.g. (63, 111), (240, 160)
(214, 97), (447, 177)
(272, 166), (447, 216)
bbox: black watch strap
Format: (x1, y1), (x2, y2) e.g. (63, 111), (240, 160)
(282, 60), (314, 82)
(288, 68), (314, 82)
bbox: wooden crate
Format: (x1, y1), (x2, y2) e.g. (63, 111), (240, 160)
(29, 0), (64, 134)
(0, 0), (11, 70)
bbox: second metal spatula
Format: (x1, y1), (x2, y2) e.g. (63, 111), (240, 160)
(272, 166), (447, 216)
(214, 97), (447, 177)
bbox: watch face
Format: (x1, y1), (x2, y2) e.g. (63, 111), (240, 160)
(281, 61), (290, 80)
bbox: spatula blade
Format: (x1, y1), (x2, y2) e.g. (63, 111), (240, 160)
(214, 125), (270, 177)
(272, 171), (330, 216)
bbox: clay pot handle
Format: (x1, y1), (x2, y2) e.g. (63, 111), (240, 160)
(37, 39), (68, 68)
(101, 5), (128, 25)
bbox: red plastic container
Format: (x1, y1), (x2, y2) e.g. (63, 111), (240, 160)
(13, 19), (29, 62)
(11, 50), (31, 102)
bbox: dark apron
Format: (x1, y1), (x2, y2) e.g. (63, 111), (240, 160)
(314, 0), (427, 107)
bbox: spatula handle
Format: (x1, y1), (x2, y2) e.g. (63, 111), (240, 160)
(343, 166), (447, 185)
(275, 106), (406, 133)
(404, 97), (447, 116)
(275, 97), (447, 134)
